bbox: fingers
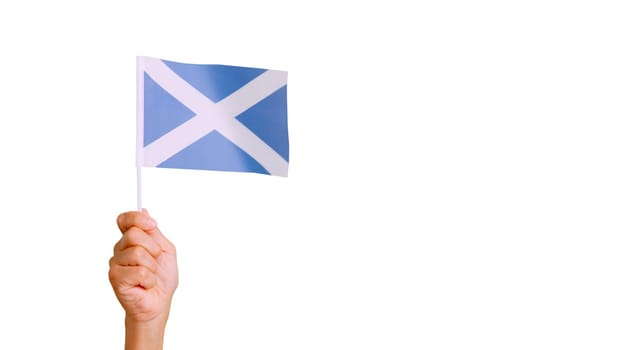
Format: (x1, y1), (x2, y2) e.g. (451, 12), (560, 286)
(139, 209), (176, 254)
(110, 235), (159, 290)
(146, 225), (176, 254)
(110, 245), (158, 274)
(109, 265), (157, 290)
(117, 209), (175, 254)
(112, 209), (162, 291)
(114, 226), (162, 258)
(117, 209), (156, 233)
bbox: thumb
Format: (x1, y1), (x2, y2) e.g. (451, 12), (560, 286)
(142, 208), (175, 253)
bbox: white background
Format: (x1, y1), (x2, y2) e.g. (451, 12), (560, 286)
(0, 1), (620, 349)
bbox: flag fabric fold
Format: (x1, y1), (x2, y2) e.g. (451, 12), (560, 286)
(136, 56), (289, 177)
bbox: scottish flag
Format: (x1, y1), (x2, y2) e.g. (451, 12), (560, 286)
(136, 56), (289, 177)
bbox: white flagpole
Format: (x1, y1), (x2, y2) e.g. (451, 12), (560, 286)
(137, 166), (142, 211)
(136, 56), (144, 211)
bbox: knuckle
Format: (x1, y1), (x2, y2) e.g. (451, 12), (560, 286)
(123, 227), (136, 240)
(124, 227), (144, 243)
(116, 212), (125, 228)
(108, 265), (119, 281)
(136, 266), (151, 280)
(128, 246), (145, 261)
(113, 240), (122, 253)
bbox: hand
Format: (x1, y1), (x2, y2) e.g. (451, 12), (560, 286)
(109, 209), (178, 349)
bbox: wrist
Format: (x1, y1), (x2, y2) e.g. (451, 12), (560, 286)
(124, 315), (169, 350)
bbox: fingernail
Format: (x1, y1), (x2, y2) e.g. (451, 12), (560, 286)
(141, 209), (157, 228)
(147, 216), (157, 228)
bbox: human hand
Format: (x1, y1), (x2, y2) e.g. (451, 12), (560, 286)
(109, 209), (178, 349)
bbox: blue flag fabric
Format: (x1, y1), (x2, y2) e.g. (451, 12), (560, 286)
(136, 56), (289, 177)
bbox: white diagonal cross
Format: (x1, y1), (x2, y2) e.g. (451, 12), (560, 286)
(138, 57), (288, 176)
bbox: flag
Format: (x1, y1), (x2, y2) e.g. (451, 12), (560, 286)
(136, 56), (289, 177)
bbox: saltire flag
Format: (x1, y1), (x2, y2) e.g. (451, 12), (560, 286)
(136, 56), (289, 177)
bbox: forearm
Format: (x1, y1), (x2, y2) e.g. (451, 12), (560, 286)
(125, 316), (168, 350)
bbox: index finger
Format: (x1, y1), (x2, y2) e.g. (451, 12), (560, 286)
(116, 209), (157, 233)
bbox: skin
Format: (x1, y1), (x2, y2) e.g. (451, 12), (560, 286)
(109, 209), (178, 350)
